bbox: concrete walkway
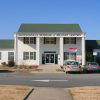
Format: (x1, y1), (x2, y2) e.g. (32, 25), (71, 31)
(27, 87), (73, 100)
(31, 65), (64, 73)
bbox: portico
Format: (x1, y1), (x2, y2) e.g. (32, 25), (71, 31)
(14, 24), (86, 66)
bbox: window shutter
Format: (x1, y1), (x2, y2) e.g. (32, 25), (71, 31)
(75, 38), (76, 44)
(34, 52), (36, 60)
(44, 37), (45, 44)
(34, 37), (36, 44)
(23, 37), (25, 44)
(64, 37), (65, 44)
(54, 37), (56, 44)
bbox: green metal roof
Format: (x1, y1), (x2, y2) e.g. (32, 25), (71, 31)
(86, 40), (100, 51)
(18, 24), (82, 32)
(0, 40), (14, 49)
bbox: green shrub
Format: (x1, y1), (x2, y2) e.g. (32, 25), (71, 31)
(86, 51), (94, 61)
(1, 62), (7, 66)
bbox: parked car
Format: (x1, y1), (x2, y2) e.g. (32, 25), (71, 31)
(83, 62), (100, 72)
(63, 60), (82, 73)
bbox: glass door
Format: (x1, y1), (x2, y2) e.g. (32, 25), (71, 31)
(42, 53), (58, 64)
(50, 54), (54, 63)
(46, 54), (50, 63)
(45, 54), (55, 64)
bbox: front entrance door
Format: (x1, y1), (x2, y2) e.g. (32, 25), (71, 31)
(42, 53), (58, 64)
(46, 54), (54, 64)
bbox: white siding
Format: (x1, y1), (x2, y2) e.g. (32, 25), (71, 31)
(17, 37), (82, 65)
(0, 49), (14, 65)
(63, 38), (82, 63)
(17, 37), (37, 65)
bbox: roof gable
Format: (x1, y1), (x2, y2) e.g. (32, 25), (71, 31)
(18, 24), (82, 32)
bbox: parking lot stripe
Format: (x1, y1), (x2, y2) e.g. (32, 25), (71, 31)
(31, 80), (68, 82)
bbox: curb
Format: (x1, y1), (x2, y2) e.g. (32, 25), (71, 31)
(64, 89), (73, 100)
(24, 88), (34, 100)
(30, 71), (64, 74)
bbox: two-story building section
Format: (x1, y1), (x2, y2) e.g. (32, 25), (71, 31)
(14, 24), (86, 66)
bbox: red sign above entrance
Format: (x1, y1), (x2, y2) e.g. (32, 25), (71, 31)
(68, 48), (78, 52)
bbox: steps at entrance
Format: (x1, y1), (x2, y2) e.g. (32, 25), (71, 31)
(37, 65), (62, 73)
(39, 65), (60, 67)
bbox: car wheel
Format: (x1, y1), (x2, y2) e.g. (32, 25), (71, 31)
(83, 69), (88, 73)
(66, 71), (69, 74)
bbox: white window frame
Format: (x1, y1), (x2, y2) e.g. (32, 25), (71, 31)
(64, 37), (76, 44)
(23, 52), (29, 60)
(30, 52), (34, 60)
(23, 52), (36, 60)
(44, 37), (56, 44)
(23, 37), (36, 44)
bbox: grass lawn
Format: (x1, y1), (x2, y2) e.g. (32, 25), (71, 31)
(0, 85), (33, 100)
(0, 65), (41, 72)
(69, 86), (100, 100)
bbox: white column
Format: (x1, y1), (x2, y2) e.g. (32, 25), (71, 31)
(82, 36), (85, 66)
(14, 33), (18, 65)
(36, 37), (40, 65)
(60, 37), (63, 66)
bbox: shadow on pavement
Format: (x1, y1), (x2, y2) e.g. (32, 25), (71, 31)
(0, 70), (14, 73)
(66, 71), (100, 74)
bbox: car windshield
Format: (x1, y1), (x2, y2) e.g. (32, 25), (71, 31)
(65, 61), (79, 65)
(87, 62), (98, 66)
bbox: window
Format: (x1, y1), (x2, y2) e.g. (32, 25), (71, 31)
(23, 37), (36, 44)
(30, 37), (36, 44)
(64, 37), (76, 44)
(23, 52), (29, 60)
(8, 52), (14, 61)
(0, 52), (1, 60)
(23, 37), (29, 44)
(30, 52), (34, 60)
(23, 52), (36, 60)
(34, 52), (36, 60)
(64, 52), (76, 60)
(64, 52), (69, 60)
(44, 37), (56, 44)
(70, 53), (76, 60)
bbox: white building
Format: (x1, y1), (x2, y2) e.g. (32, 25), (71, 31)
(0, 40), (14, 65)
(14, 24), (85, 66)
(0, 24), (86, 66)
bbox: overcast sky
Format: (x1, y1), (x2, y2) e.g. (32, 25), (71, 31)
(0, 0), (99, 40)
